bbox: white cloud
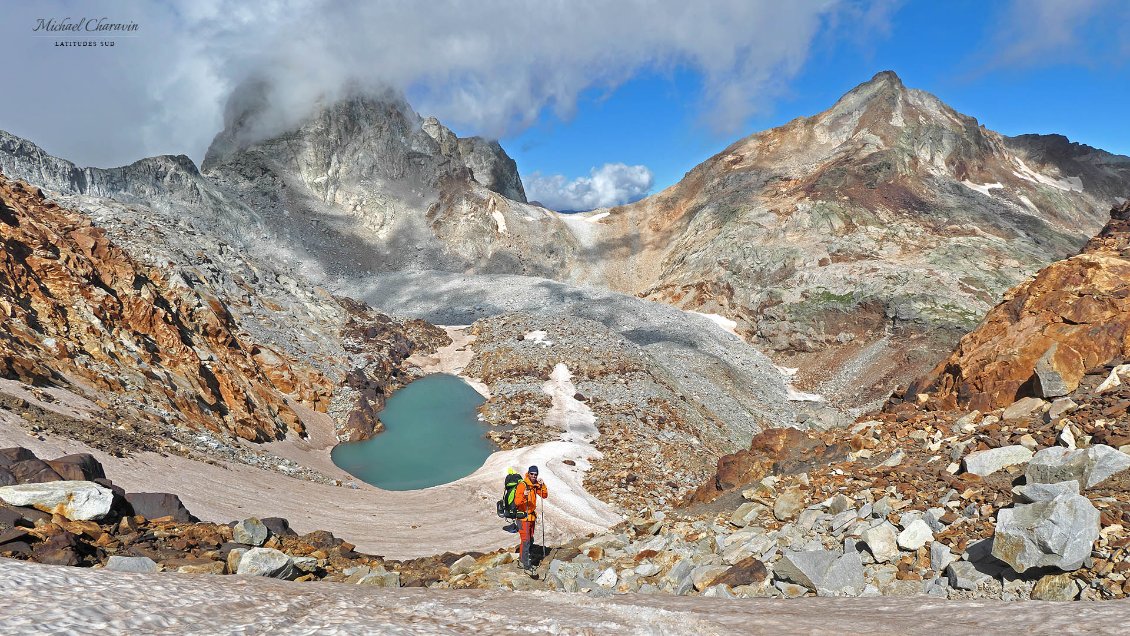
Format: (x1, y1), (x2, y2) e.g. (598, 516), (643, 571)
(0, 1), (890, 167)
(987, 0), (1129, 68)
(525, 164), (654, 211)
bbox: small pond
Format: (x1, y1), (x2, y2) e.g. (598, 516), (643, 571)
(330, 373), (492, 490)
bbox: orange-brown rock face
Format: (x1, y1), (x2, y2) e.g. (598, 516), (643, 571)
(914, 201), (1130, 411)
(0, 173), (332, 442)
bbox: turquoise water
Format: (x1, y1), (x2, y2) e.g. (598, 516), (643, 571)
(330, 373), (492, 490)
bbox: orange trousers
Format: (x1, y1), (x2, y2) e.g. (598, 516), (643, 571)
(518, 518), (536, 567)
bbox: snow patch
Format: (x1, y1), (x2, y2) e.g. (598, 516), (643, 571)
(689, 311), (738, 336)
(543, 363), (598, 443)
(1012, 158), (1083, 192)
(1018, 195), (1039, 213)
(960, 180), (1003, 197)
(523, 330), (553, 346)
(776, 365), (825, 403)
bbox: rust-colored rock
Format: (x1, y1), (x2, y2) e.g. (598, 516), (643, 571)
(689, 427), (848, 503)
(914, 201), (1130, 411)
(0, 173), (334, 442)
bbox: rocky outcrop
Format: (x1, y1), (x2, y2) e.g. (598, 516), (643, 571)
(0, 173), (327, 443)
(913, 201), (1130, 412)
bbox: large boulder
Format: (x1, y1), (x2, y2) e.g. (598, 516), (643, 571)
(45, 454), (105, 482)
(0, 447), (36, 468)
(232, 518), (269, 546)
(774, 549), (864, 596)
(7, 459), (63, 484)
(1026, 445), (1130, 489)
(991, 493), (1100, 572)
(0, 481), (114, 521)
(235, 547), (300, 579)
(962, 445), (1034, 477)
(124, 492), (196, 522)
(260, 517), (296, 537)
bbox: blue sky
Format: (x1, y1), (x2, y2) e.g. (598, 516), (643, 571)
(1, 1), (1126, 211)
(490, 0), (1130, 204)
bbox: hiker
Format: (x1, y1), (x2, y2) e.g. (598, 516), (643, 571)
(514, 465), (548, 570)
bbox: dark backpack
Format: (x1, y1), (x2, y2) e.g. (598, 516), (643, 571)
(496, 472), (527, 520)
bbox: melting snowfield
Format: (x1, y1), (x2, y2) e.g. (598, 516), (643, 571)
(2, 559), (1129, 635)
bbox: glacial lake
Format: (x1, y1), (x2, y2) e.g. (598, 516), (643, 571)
(330, 373), (492, 490)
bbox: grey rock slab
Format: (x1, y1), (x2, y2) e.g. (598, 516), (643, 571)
(946, 561), (992, 590)
(826, 494), (852, 515)
(1048, 398), (1078, 420)
(1026, 445), (1130, 489)
(860, 522), (900, 563)
(991, 493), (1100, 572)
(929, 543), (955, 573)
(634, 563), (660, 577)
(773, 549), (839, 591)
(962, 445), (1033, 477)
(232, 518), (269, 547)
(816, 551), (865, 597)
(595, 568), (617, 588)
(0, 481), (113, 521)
(236, 548), (299, 580)
(106, 556), (158, 573)
(729, 502), (761, 527)
(1035, 345), (1071, 398)
(1012, 480), (1079, 504)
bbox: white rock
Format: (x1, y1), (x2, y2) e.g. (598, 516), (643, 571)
(962, 445), (1033, 476)
(897, 520), (934, 551)
(1096, 364), (1130, 394)
(449, 555), (478, 576)
(861, 522), (900, 563)
(0, 481), (113, 521)
(595, 567), (618, 588)
(236, 548), (299, 580)
(1057, 425), (1076, 450)
(634, 563), (660, 577)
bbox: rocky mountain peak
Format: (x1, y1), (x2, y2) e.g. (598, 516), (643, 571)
(202, 80), (526, 202)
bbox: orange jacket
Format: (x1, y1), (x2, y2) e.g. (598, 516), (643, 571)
(513, 475), (547, 521)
